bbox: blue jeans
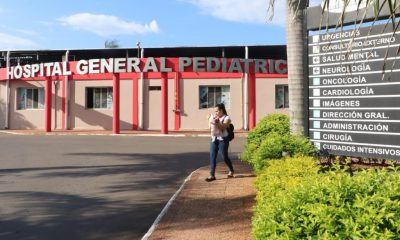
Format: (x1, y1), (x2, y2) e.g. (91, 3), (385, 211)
(209, 138), (234, 177)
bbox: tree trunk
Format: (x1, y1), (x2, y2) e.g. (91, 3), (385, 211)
(286, 0), (308, 134)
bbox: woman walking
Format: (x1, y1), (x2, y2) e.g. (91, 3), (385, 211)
(206, 103), (234, 182)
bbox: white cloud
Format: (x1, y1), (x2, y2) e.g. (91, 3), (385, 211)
(58, 13), (160, 36)
(188, 0), (286, 26)
(0, 32), (36, 49)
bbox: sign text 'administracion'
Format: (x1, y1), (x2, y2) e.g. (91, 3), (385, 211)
(6, 57), (288, 79)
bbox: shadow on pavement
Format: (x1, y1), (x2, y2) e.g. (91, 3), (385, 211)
(0, 152), (244, 240)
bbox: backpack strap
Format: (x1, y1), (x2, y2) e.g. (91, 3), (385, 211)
(221, 116), (230, 133)
(222, 116), (227, 124)
(221, 116), (230, 127)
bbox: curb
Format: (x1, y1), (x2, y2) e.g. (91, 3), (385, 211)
(141, 168), (198, 240)
(0, 131), (214, 138)
(0, 131), (34, 135)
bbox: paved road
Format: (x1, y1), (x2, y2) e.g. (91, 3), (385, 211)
(0, 134), (246, 240)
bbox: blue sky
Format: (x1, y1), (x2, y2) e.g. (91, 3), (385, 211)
(0, 0), (319, 50)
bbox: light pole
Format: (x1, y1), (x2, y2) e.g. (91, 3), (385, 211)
(136, 41), (141, 58)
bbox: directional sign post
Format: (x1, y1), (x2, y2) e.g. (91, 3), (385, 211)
(308, 22), (400, 160)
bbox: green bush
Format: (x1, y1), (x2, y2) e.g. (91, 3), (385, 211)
(285, 133), (316, 157)
(240, 113), (316, 171)
(251, 133), (286, 171)
(246, 113), (290, 147)
(253, 157), (400, 239)
(240, 114), (290, 166)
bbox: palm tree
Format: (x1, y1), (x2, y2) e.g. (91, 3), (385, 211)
(268, 0), (308, 134)
(285, 0), (308, 134)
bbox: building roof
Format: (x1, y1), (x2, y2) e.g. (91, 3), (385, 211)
(0, 45), (286, 68)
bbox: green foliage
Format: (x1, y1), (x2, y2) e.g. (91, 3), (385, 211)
(252, 133), (286, 164)
(240, 114), (315, 171)
(253, 157), (400, 239)
(246, 113), (290, 147)
(285, 133), (316, 157)
(104, 39), (120, 48)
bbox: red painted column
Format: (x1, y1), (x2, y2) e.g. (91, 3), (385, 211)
(174, 72), (181, 131)
(132, 77), (138, 130)
(249, 73), (256, 130)
(113, 73), (120, 134)
(45, 77), (52, 132)
(161, 72), (168, 134)
(61, 77), (66, 130)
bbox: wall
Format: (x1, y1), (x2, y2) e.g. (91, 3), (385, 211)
(179, 78), (243, 130)
(8, 80), (52, 129)
(5, 79), (82, 130)
(0, 76), (289, 131)
(256, 77), (289, 124)
(70, 80), (132, 130)
(53, 80), (64, 130)
(143, 78), (175, 130)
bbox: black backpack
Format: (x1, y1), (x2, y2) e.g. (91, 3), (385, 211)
(222, 117), (235, 142)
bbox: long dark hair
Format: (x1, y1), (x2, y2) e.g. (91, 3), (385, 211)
(216, 103), (228, 115)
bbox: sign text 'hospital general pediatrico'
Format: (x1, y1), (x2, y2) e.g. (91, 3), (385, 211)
(6, 57), (288, 79)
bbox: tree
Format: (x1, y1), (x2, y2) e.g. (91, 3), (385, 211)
(268, 0), (308, 134)
(104, 39), (120, 48)
(285, 0), (308, 134)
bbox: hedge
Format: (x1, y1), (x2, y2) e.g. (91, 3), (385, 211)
(240, 114), (315, 171)
(253, 157), (400, 239)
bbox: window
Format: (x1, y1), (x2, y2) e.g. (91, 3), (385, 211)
(149, 86), (161, 91)
(199, 86), (230, 109)
(86, 87), (113, 109)
(275, 85), (289, 109)
(17, 88), (44, 110)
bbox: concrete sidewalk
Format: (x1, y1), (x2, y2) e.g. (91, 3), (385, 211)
(145, 161), (256, 240)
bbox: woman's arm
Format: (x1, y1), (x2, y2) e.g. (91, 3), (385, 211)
(217, 117), (230, 130)
(207, 114), (212, 128)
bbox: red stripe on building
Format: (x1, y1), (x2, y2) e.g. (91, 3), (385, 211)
(45, 77), (52, 132)
(249, 73), (256, 130)
(174, 72), (181, 131)
(62, 77), (66, 130)
(161, 72), (168, 134)
(132, 77), (138, 130)
(113, 73), (120, 134)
